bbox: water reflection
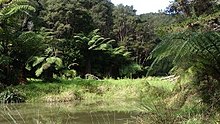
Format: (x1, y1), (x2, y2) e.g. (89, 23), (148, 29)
(0, 100), (141, 124)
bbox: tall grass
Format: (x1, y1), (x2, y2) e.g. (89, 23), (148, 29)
(2, 77), (220, 123)
(136, 78), (220, 124)
(3, 77), (194, 123)
(13, 77), (174, 103)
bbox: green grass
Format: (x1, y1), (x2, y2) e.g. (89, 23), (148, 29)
(145, 77), (174, 91)
(2, 77), (219, 123)
(14, 77), (174, 103)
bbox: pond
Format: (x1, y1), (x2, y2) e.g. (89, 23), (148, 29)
(0, 100), (143, 124)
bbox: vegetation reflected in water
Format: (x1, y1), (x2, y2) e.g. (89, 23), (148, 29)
(0, 100), (141, 124)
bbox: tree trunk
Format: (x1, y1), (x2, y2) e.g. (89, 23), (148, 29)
(86, 55), (92, 74)
(18, 67), (27, 85)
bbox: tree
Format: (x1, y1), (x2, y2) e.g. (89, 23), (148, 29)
(0, 0), (39, 85)
(90, 0), (114, 37)
(26, 48), (63, 81)
(149, 6), (220, 106)
(40, 0), (94, 38)
(166, 0), (218, 17)
(74, 29), (114, 75)
(112, 4), (137, 48)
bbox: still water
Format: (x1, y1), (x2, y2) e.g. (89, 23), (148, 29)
(0, 100), (142, 124)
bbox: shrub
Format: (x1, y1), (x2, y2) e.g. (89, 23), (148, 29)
(120, 63), (142, 78)
(0, 88), (26, 103)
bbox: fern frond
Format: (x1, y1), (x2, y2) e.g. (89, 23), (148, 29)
(33, 57), (45, 67)
(0, 0), (35, 20)
(35, 67), (43, 77)
(2, 5), (35, 16)
(33, 56), (63, 77)
(112, 46), (131, 57)
(148, 31), (220, 75)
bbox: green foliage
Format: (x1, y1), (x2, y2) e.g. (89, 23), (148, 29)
(40, 0), (94, 38)
(61, 69), (77, 79)
(112, 4), (137, 46)
(149, 7), (220, 107)
(149, 31), (220, 76)
(119, 63), (142, 77)
(15, 31), (45, 62)
(0, 0), (35, 20)
(27, 49), (63, 81)
(139, 100), (207, 124)
(0, 0), (186, 83)
(35, 56), (63, 77)
(0, 0), (43, 85)
(74, 29), (114, 51)
(14, 78), (174, 102)
(112, 5), (174, 71)
(111, 46), (130, 57)
(89, 0), (114, 37)
(73, 29), (132, 77)
(165, 0), (218, 17)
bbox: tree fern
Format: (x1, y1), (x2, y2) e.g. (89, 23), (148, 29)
(0, 0), (35, 20)
(34, 57), (63, 77)
(149, 31), (220, 77)
(74, 29), (115, 51)
(112, 46), (130, 57)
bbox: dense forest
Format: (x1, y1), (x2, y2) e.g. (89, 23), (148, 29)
(0, 0), (220, 106)
(0, 0), (177, 84)
(1, 0), (220, 123)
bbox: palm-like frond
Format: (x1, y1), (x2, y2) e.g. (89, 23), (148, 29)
(27, 56), (63, 77)
(32, 57), (45, 67)
(112, 46), (130, 57)
(0, 0), (35, 20)
(74, 30), (115, 51)
(149, 31), (220, 77)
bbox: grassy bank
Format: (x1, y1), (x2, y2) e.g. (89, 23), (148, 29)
(2, 77), (218, 123)
(11, 77), (174, 103)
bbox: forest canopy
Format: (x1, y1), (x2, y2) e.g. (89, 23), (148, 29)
(0, 0), (219, 89)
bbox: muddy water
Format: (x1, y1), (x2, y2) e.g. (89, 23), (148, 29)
(0, 100), (142, 124)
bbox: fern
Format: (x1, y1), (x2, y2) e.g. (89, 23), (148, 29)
(35, 67), (43, 77)
(0, 0), (35, 20)
(112, 46), (131, 57)
(149, 31), (220, 77)
(74, 29), (116, 51)
(148, 30), (220, 105)
(29, 56), (62, 77)
(32, 57), (45, 67)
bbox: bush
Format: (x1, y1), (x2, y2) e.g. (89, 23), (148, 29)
(193, 74), (220, 108)
(0, 88), (26, 103)
(61, 69), (77, 79)
(119, 63), (142, 78)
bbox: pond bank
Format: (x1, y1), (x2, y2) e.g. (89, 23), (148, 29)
(0, 101), (141, 124)
(12, 77), (174, 103)
(1, 77), (216, 123)
(0, 77), (175, 123)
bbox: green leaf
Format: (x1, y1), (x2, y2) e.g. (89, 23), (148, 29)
(35, 67), (43, 77)
(25, 64), (31, 71)
(33, 57), (45, 67)
(46, 57), (57, 64)
(46, 57), (63, 69)
(42, 63), (51, 70)
(54, 58), (63, 68)
(0, 0), (35, 20)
